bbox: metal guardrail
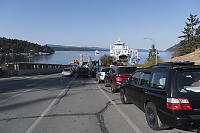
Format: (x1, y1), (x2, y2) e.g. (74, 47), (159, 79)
(3, 62), (77, 76)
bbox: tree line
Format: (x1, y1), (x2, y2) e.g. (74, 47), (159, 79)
(174, 13), (200, 56)
(0, 37), (54, 54)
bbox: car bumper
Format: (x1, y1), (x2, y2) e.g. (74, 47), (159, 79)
(99, 76), (105, 81)
(62, 73), (72, 76)
(158, 110), (200, 129)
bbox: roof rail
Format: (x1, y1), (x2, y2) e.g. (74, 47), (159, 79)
(150, 62), (195, 68)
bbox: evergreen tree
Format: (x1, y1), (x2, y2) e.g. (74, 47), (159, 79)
(179, 14), (200, 40)
(177, 14), (200, 56)
(147, 44), (158, 59)
(144, 44), (162, 67)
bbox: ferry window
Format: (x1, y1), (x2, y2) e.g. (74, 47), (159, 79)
(151, 72), (167, 90)
(140, 72), (151, 87)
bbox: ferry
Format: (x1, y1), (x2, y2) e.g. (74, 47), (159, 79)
(110, 38), (140, 64)
(95, 50), (100, 55)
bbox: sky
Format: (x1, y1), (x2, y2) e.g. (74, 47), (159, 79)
(0, 0), (200, 50)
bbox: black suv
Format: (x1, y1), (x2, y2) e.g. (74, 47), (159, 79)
(120, 62), (200, 130)
(76, 67), (89, 78)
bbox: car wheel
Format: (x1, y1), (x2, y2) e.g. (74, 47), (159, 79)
(120, 89), (131, 104)
(145, 102), (168, 130)
(104, 82), (108, 87)
(98, 79), (101, 84)
(111, 82), (117, 93)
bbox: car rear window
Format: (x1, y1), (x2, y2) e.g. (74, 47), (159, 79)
(177, 71), (200, 93)
(118, 67), (136, 74)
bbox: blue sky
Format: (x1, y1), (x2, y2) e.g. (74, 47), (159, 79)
(0, 0), (200, 50)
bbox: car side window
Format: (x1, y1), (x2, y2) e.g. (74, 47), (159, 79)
(130, 72), (142, 85)
(151, 72), (167, 90)
(112, 69), (115, 73)
(140, 72), (151, 87)
(109, 69), (112, 74)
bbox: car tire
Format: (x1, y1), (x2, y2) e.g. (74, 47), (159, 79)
(120, 89), (131, 104)
(111, 82), (117, 93)
(104, 82), (108, 87)
(98, 79), (101, 84)
(145, 102), (169, 130)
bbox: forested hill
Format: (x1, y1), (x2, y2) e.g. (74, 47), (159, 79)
(0, 37), (54, 54)
(165, 44), (180, 52)
(47, 44), (109, 51)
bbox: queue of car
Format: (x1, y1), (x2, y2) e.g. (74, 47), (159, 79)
(62, 62), (200, 131)
(99, 62), (200, 131)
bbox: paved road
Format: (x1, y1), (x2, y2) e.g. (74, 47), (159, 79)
(0, 74), (196, 133)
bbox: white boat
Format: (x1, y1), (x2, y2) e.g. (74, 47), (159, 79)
(110, 38), (140, 64)
(95, 50), (100, 55)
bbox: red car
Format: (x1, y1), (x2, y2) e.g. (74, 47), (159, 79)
(104, 66), (137, 93)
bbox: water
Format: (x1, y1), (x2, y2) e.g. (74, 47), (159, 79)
(4, 51), (173, 65)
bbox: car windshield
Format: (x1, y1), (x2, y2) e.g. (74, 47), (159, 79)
(118, 67), (136, 74)
(102, 68), (111, 72)
(64, 68), (70, 71)
(79, 67), (88, 70)
(177, 71), (200, 93)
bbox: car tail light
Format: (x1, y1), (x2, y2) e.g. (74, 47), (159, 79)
(166, 97), (192, 110)
(116, 74), (120, 77)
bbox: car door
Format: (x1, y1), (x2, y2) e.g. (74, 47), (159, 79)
(138, 72), (152, 109)
(127, 72), (142, 104)
(145, 71), (168, 113)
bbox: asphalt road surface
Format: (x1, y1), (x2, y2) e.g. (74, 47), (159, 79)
(0, 74), (197, 133)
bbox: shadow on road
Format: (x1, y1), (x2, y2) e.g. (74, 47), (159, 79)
(0, 96), (57, 112)
(0, 75), (70, 94)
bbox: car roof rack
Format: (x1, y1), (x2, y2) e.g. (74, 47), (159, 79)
(150, 62), (197, 69)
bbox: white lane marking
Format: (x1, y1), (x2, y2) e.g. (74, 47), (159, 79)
(25, 78), (74, 133)
(0, 89), (33, 104)
(98, 86), (143, 133)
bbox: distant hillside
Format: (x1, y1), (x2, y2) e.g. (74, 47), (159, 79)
(165, 44), (180, 52)
(136, 49), (164, 52)
(136, 49), (148, 52)
(47, 44), (166, 52)
(47, 44), (109, 51)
